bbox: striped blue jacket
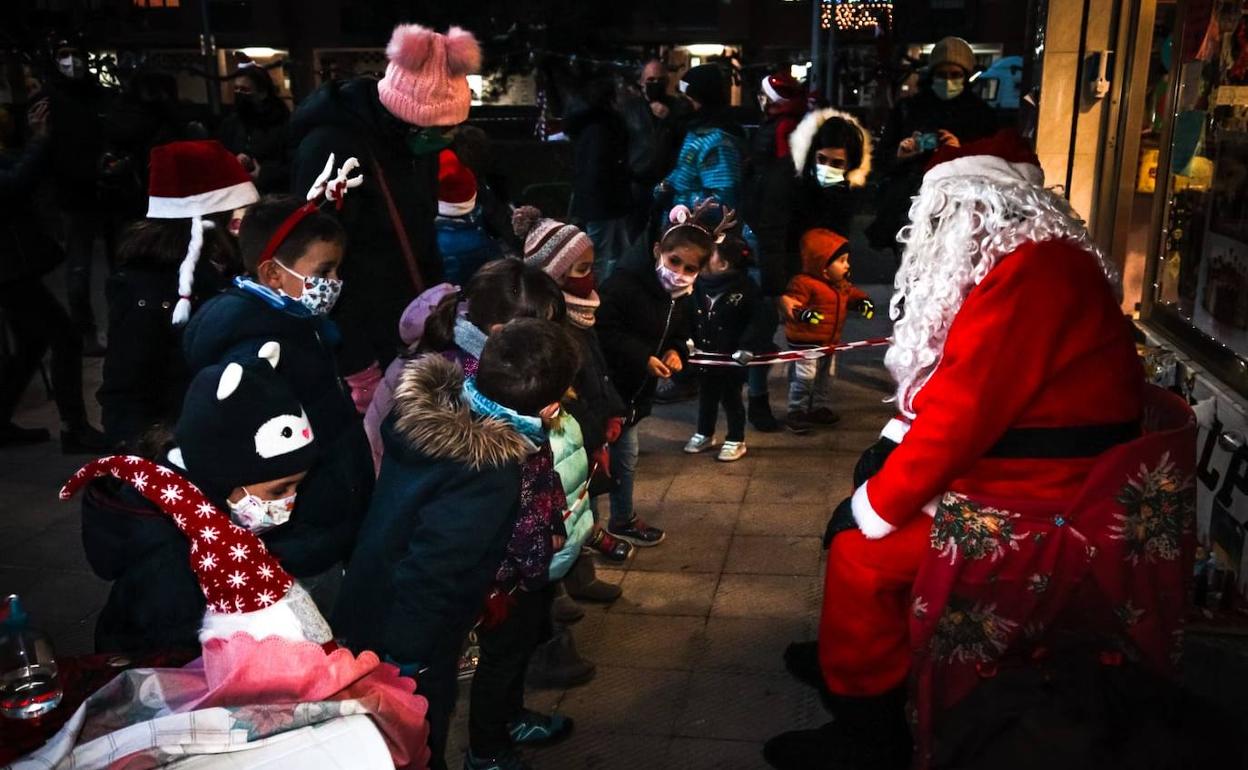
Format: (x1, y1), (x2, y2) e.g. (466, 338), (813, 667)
(663, 127), (743, 210)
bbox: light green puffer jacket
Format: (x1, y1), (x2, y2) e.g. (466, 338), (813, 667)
(548, 412), (592, 580)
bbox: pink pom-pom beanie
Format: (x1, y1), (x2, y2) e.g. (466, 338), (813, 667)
(378, 24), (482, 127)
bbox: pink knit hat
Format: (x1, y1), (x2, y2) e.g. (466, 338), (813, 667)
(513, 206), (593, 281)
(378, 24), (481, 127)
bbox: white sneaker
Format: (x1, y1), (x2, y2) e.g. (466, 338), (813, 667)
(684, 433), (715, 453)
(717, 440), (748, 462)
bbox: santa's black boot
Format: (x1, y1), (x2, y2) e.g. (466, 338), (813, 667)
(762, 687), (912, 770)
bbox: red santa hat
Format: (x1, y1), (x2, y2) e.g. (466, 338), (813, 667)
(60, 454), (332, 645)
(922, 129), (1044, 188)
(438, 148), (478, 216)
(147, 140), (259, 325)
(761, 71), (804, 104)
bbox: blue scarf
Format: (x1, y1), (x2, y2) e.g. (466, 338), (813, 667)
(234, 276), (311, 316)
(453, 316), (487, 360)
(461, 375), (546, 445)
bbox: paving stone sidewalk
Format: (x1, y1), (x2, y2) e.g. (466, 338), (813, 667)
(0, 285), (897, 769)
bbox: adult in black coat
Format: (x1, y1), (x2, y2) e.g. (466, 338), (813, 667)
(618, 59), (692, 234)
(0, 102), (104, 451)
(289, 77), (443, 378)
(566, 79), (634, 279)
(41, 56), (118, 348)
(97, 218), (239, 450)
(867, 36), (997, 253)
(786, 108), (875, 282)
(218, 65), (291, 195)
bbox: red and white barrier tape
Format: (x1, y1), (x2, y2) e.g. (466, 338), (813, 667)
(687, 336), (892, 367)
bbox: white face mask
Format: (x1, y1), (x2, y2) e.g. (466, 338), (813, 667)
(57, 55), (86, 80)
(656, 263), (696, 295)
(815, 164), (847, 188)
(932, 76), (965, 101)
(227, 488), (296, 534)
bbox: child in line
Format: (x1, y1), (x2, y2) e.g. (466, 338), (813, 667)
(596, 201), (722, 547)
(98, 139), (257, 450)
(780, 228), (873, 434)
(183, 191), (374, 611)
(80, 344), (319, 654)
(335, 319), (579, 770)
(684, 233), (774, 462)
(466, 321), (581, 770)
(435, 148), (502, 285)
(514, 205), (631, 568)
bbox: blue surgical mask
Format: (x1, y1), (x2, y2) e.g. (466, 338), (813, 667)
(932, 76), (964, 101)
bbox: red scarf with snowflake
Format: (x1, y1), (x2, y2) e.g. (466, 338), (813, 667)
(61, 455), (294, 614)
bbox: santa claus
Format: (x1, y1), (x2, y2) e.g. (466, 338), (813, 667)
(765, 131), (1148, 769)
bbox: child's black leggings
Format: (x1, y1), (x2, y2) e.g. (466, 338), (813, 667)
(469, 583), (554, 757)
(696, 371), (747, 442)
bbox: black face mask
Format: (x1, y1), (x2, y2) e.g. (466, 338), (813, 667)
(644, 81), (666, 103)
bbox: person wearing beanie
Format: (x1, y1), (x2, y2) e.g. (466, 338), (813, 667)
(435, 148), (502, 285)
(868, 35), (995, 257)
(289, 23), (481, 410)
(565, 76), (633, 280)
(781, 228), (873, 433)
(98, 139), (257, 450)
(77, 343), (321, 655)
(660, 63), (746, 212)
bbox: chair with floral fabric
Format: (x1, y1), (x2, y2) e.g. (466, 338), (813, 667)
(907, 384), (1197, 768)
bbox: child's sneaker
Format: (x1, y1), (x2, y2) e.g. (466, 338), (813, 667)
(588, 529), (633, 561)
(508, 709), (574, 745)
(463, 749), (531, 770)
(684, 433), (715, 454)
(717, 440), (747, 462)
(809, 408), (841, 425)
(607, 516), (665, 547)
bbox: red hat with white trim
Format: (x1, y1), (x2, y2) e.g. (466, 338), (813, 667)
(146, 140), (260, 326)
(922, 129), (1044, 188)
(761, 71), (804, 104)
(438, 148), (478, 216)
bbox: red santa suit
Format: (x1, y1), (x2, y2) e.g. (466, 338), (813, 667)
(816, 137), (1145, 697)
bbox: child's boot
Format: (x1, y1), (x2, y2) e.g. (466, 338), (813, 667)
(526, 626), (596, 689)
(749, 394), (781, 432)
(810, 408), (841, 425)
(565, 553), (623, 603)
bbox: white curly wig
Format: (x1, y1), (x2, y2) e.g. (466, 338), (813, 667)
(885, 175), (1120, 418)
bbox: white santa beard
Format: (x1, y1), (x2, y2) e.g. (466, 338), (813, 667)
(198, 582), (333, 645)
(885, 176), (1119, 418)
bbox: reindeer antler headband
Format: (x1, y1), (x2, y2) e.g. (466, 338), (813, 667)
(662, 198), (738, 244)
(255, 154), (364, 267)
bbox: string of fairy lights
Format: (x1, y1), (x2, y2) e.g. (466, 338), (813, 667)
(820, 0), (893, 32)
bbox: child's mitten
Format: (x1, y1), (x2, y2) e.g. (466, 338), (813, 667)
(797, 308), (824, 325)
(853, 298), (875, 319)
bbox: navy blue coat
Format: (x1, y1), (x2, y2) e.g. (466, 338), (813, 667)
(182, 285), (373, 578)
(335, 354), (530, 667)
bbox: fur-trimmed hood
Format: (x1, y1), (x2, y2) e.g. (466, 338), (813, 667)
(389, 354), (533, 470)
(789, 107), (873, 187)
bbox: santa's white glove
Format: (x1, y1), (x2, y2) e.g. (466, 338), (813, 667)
(731, 350), (755, 365)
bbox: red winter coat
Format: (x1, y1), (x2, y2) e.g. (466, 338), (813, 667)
(782, 230), (870, 345)
(861, 238), (1144, 530)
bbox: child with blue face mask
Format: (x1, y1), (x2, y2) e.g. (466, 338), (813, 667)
(183, 192), (374, 618)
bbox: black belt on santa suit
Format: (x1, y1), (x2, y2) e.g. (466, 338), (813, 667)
(985, 421), (1142, 459)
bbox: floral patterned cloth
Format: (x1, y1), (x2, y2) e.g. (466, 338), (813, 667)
(909, 386), (1197, 767)
(5, 633), (430, 770)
